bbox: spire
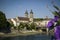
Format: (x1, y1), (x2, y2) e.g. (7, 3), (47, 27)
(25, 10), (28, 18)
(30, 9), (33, 14)
(29, 9), (33, 22)
(25, 10), (28, 14)
(30, 9), (33, 18)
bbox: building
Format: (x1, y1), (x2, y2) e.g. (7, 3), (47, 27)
(8, 10), (51, 28)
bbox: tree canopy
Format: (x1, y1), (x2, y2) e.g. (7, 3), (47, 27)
(0, 11), (7, 28)
(0, 11), (11, 33)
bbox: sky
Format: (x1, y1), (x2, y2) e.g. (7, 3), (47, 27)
(0, 0), (60, 19)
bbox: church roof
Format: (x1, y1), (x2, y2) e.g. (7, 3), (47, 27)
(7, 17), (29, 23)
(17, 17), (29, 21)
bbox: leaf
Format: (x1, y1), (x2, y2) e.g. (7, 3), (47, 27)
(53, 5), (60, 11)
(52, 11), (60, 17)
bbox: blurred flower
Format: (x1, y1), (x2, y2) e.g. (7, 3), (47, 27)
(47, 19), (54, 28)
(54, 16), (59, 22)
(54, 26), (60, 39)
(47, 4), (60, 40)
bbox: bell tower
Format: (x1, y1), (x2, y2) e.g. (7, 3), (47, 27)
(30, 9), (33, 18)
(25, 10), (28, 18)
(29, 9), (33, 22)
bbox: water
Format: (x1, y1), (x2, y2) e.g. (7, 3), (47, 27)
(0, 34), (52, 40)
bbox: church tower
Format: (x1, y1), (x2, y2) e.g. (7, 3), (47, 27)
(30, 9), (33, 18)
(25, 10), (28, 18)
(29, 9), (33, 22)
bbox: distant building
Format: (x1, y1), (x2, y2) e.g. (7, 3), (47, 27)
(8, 10), (52, 28)
(25, 10), (28, 18)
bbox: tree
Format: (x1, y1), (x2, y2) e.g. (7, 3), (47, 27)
(18, 22), (33, 31)
(24, 23), (32, 30)
(0, 11), (11, 33)
(30, 22), (37, 30)
(18, 22), (25, 31)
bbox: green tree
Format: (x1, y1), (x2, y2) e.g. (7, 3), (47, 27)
(24, 23), (32, 30)
(30, 22), (37, 30)
(0, 11), (7, 28)
(0, 11), (11, 33)
(18, 22), (33, 31)
(18, 22), (25, 31)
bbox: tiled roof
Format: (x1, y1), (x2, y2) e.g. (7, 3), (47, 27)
(13, 17), (29, 21)
(17, 17), (29, 21)
(8, 17), (29, 22)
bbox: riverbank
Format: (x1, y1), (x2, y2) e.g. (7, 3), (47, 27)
(0, 30), (46, 37)
(0, 32), (51, 40)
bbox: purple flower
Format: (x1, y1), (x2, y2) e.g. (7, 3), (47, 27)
(47, 15), (60, 39)
(47, 19), (54, 28)
(54, 26), (60, 39)
(54, 16), (59, 22)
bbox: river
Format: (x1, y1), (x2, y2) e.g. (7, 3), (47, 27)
(0, 34), (53, 40)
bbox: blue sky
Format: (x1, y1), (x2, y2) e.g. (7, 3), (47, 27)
(0, 0), (60, 19)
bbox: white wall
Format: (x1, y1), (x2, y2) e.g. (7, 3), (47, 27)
(34, 20), (50, 27)
(11, 19), (17, 26)
(40, 20), (49, 27)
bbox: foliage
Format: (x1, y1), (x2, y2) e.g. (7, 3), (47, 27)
(17, 22), (37, 31)
(53, 5), (60, 11)
(0, 11), (11, 33)
(47, 4), (60, 30)
(52, 5), (60, 17)
(52, 11), (60, 17)
(34, 18), (44, 21)
(0, 11), (7, 28)
(30, 22), (37, 30)
(10, 22), (14, 27)
(24, 23), (32, 30)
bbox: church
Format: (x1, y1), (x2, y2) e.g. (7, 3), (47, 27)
(8, 10), (51, 28)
